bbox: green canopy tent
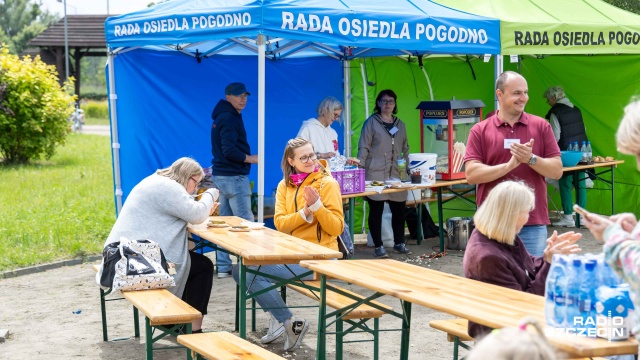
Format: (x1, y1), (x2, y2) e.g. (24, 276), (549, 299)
(347, 0), (640, 233)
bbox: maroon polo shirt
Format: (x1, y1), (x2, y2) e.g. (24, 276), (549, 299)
(464, 112), (561, 226)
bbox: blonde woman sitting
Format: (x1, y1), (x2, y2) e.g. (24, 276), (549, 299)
(463, 181), (582, 338)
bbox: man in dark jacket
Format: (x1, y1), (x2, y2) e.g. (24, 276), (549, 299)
(211, 82), (258, 278)
(544, 86), (588, 228)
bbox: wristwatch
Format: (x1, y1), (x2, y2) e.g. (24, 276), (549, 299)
(528, 154), (538, 165)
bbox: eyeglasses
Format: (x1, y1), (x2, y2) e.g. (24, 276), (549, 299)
(189, 177), (201, 187)
(298, 153), (317, 164)
(380, 99), (396, 105)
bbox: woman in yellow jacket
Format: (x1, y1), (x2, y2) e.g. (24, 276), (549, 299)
(232, 137), (344, 352)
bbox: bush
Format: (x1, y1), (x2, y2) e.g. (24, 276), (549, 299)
(81, 100), (108, 119)
(0, 47), (76, 164)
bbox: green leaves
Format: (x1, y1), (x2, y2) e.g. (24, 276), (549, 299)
(0, 46), (76, 164)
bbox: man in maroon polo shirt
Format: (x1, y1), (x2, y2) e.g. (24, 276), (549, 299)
(464, 71), (563, 256)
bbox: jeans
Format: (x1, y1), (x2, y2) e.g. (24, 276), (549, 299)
(232, 263), (313, 323)
(212, 175), (253, 272)
(559, 172), (586, 215)
(518, 225), (547, 257)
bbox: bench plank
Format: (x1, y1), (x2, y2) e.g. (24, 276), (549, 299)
(178, 332), (285, 360)
(429, 318), (474, 342)
(122, 289), (202, 326)
(287, 280), (392, 320)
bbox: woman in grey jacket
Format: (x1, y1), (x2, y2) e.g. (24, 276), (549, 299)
(104, 157), (219, 333)
(357, 89), (411, 258)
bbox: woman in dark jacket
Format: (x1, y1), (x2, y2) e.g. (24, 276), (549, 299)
(357, 89), (411, 258)
(463, 181), (582, 338)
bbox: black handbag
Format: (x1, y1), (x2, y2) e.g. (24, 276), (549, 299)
(99, 239), (171, 289)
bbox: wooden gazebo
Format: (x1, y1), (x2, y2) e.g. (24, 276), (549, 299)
(27, 15), (109, 96)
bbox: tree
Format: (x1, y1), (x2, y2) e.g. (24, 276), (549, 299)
(0, 47), (76, 164)
(0, 0), (57, 54)
(602, 0), (640, 14)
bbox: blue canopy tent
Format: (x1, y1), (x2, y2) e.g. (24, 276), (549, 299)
(104, 0), (500, 220)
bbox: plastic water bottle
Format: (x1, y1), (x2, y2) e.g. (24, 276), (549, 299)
(574, 141), (579, 153)
(397, 153), (407, 181)
(545, 255), (568, 327)
(565, 258), (582, 328)
(580, 141), (588, 162)
(578, 260), (598, 334)
(600, 261), (622, 288)
(586, 141), (593, 162)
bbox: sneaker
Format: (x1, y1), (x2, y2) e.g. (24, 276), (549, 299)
(393, 243), (412, 255)
(261, 315), (285, 344)
(284, 317), (309, 351)
(552, 217), (576, 228)
(373, 246), (389, 259)
(217, 270), (232, 279)
(579, 216), (586, 226)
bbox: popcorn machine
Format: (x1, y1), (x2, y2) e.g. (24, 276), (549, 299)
(416, 100), (484, 180)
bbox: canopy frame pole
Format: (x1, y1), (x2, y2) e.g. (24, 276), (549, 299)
(343, 59), (351, 157)
(107, 51), (123, 214)
(494, 55), (503, 111)
(257, 34), (266, 223)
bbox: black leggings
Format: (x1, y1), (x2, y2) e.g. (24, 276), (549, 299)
(181, 251), (214, 315)
(367, 199), (406, 248)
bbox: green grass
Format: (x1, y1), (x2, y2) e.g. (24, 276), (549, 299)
(0, 134), (115, 271)
(84, 117), (110, 126)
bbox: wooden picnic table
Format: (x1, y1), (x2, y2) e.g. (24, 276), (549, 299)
(561, 160), (624, 227)
(341, 179), (473, 252)
(300, 259), (638, 359)
(188, 216), (342, 338)
(342, 160), (624, 252)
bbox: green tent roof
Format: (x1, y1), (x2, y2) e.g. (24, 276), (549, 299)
(435, 0), (640, 55)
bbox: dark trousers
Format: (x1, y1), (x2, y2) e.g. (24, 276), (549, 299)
(367, 198), (406, 248)
(182, 251), (214, 315)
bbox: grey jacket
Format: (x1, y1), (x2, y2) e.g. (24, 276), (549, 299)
(103, 174), (213, 298)
(357, 114), (410, 202)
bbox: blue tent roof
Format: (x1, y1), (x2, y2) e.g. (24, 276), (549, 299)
(105, 0), (501, 56)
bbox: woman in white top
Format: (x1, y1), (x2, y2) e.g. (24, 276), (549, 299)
(297, 96), (343, 159)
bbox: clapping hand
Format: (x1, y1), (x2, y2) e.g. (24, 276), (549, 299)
(510, 138), (534, 164)
(302, 186), (320, 208)
(543, 230), (582, 263)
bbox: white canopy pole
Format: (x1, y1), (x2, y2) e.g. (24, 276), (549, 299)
(107, 51), (123, 214)
(360, 62), (370, 117)
(257, 35), (266, 222)
(343, 59), (351, 156)
(494, 55), (503, 111)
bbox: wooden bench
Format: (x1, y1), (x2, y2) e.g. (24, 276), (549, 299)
(93, 264), (202, 360)
(286, 280), (393, 360)
(429, 318), (474, 360)
(178, 332), (285, 360)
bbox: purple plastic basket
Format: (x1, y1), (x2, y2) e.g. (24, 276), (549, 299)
(333, 169), (365, 194)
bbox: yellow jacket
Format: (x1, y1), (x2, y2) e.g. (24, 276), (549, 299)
(274, 161), (344, 252)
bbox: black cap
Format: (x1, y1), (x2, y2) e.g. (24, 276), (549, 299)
(225, 82), (250, 96)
